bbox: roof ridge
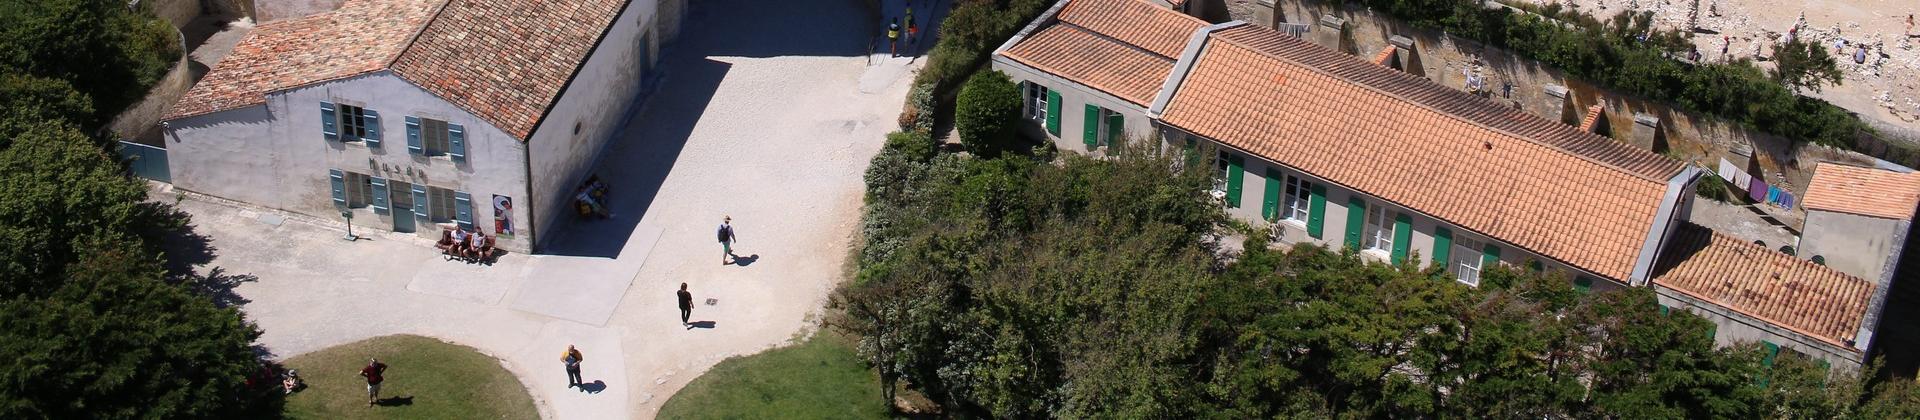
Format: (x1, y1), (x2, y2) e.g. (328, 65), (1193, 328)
(387, 0), (458, 69)
(1210, 29), (1680, 184)
(1054, 21), (1177, 61)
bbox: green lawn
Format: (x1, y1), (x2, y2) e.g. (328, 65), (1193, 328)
(659, 333), (890, 419)
(281, 334), (536, 419)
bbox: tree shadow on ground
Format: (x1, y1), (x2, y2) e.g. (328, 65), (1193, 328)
(138, 200), (259, 308)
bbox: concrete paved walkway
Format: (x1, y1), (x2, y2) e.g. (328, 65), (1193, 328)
(178, 0), (920, 418)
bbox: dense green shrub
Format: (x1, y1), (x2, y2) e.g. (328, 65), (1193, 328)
(955, 71), (1023, 157)
(1694, 173), (1731, 202)
(0, 0), (182, 125)
(883, 130), (936, 162)
(901, 0), (1053, 132)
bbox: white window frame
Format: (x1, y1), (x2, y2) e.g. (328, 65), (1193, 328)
(337, 104), (369, 142)
(1026, 83), (1050, 122)
(1364, 205), (1392, 252)
(1212, 151), (1232, 193)
(1453, 237), (1484, 286)
(1282, 175), (1311, 222)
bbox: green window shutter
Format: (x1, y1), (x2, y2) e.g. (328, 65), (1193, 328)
(362, 109), (382, 147)
(1262, 168), (1281, 221)
(1574, 276), (1593, 294)
(1432, 227), (1452, 267)
(1390, 213), (1412, 264)
(328, 169), (347, 208)
(1482, 244), (1501, 268)
(369, 177), (390, 214)
(1045, 90), (1061, 136)
(1306, 184), (1326, 238)
(1344, 197), (1366, 251)
(1107, 113), (1124, 147)
(411, 184), (429, 218)
(454, 191), (474, 230)
(1225, 155), (1244, 208)
(1083, 105), (1100, 147)
(321, 102), (339, 141)
(1659, 304), (1671, 316)
(448, 123), (467, 163)
(405, 116), (423, 155)
(1761, 341), (1780, 367)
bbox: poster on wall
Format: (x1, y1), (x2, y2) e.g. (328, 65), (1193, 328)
(493, 195), (515, 239)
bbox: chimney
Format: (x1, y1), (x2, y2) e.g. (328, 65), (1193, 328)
(1632, 112), (1667, 151)
(1540, 84), (1572, 125)
(1312, 15), (1346, 52)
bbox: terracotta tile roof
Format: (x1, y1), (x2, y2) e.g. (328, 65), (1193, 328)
(1055, 0), (1206, 58)
(390, 0), (629, 140)
(1001, 25), (1175, 106)
(1653, 223), (1875, 348)
(166, 0), (443, 120)
(1802, 162), (1920, 220)
(1578, 104), (1604, 133)
(1159, 26), (1686, 280)
(1371, 45), (1397, 66)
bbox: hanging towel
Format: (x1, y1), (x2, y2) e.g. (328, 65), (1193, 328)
(1718, 159), (1739, 183)
(1779, 192), (1795, 209)
(1750, 178), (1768, 202)
(1766, 186), (1781, 205)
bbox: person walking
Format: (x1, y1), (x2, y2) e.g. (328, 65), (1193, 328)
(717, 216), (738, 265)
(678, 283), (694, 328)
(887, 19), (900, 57)
(562, 345), (585, 389)
(360, 358), (387, 407)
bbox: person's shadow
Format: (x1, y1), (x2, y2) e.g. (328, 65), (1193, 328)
(688, 321), (717, 329)
(581, 380), (607, 394)
(375, 396), (414, 406)
(731, 254), (760, 266)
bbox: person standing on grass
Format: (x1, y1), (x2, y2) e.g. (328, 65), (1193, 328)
(717, 216), (738, 265)
(562, 345), (585, 389)
(678, 283), (694, 327)
(360, 358), (387, 407)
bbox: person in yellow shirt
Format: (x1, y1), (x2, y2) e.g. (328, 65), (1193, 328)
(888, 18), (900, 57)
(562, 345), (585, 389)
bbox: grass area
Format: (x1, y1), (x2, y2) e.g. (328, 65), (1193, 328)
(659, 333), (890, 420)
(281, 334), (536, 420)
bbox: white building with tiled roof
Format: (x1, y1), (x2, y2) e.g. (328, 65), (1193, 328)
(997, 0), (1911, 371)
(161, 0), (678, 252)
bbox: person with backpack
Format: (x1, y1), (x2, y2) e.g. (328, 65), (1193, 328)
(717, 216), (738, 265)
(561, 345), (585, 389)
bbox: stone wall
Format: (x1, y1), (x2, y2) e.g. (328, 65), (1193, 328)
(108, 26), (193, 146)
(137, 0), (203, 28)
(1241, 0), (1882, 221)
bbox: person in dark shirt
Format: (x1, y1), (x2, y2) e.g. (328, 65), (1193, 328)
(562, 345), (585, 389)
(360, 358), (387, 407)
(678, 283), (694, 327)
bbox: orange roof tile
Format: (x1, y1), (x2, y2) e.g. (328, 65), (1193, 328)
(166, 0), (632, 141)
(1159, 26), (1685, 280)
(1001, 25), (1174, 106)
(1578, 105), (1604, 133)
(167, 0), (444, 120)
(1055, 0), (1206, 58)
(390, 0), (629, 140)
(1371, 45), (1397, 66)
(1802, 162), (1920, 220)
(1653, 224), (1875, 348)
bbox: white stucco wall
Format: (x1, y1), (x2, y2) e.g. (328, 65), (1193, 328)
(165, 71), (534, 252)
(526, 0), (661, 250)
(1800, 210), (1909, 283)
(994, 58), (1159, 155)
(1656, 287), (1865, 371)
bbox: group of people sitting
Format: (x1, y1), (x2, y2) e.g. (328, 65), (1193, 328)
(575, 175), (611, 219)
(437, 227), (497, 263)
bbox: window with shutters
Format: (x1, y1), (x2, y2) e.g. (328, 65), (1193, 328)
(342, 171), (374, 208)
(428, 186), (456, 223)
(337, 104), (369, 141)
(1026, 83), (1049, 122)
(422, 118), (451, 156)
(1453, 237), (1484, 286)
(1364, 205), (1393, 251)
(1283, 175), (1312, 222)
(1213, 151), (1231, 190)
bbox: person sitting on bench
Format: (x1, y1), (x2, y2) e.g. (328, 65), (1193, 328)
(449, 228), (470, 258)
(436, 230), (457, 253)
(472, 232), (493, 261)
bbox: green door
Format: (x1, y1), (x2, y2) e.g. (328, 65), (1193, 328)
(1262, 168), (1282, 221)
(390, 181), (416, 233)
(1083, 105), (1101, 147)
(1225, 155), (1244, 208)
(1107, 113), (1124, 148)
(1345, 197), (1366, 251)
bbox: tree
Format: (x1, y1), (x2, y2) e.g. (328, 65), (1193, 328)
(0, 123), (148, 292)
(0, 0), (180, 123)
(0, 74), (92, 143)
(954, 70), (1024, 158)
(1771, 38), (1845, 94)
(0, 235), (269, 419)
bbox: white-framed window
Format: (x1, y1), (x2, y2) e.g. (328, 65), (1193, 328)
(1453, 237), (1484, 286)
(428, 186), (456, 223)
(1282, 175), (1312, 222)
(337, 104), (369, 141)
(422, 118), (451, 156)
(1364, 204), (1393, 251)
(1025, 82), (1050, 121)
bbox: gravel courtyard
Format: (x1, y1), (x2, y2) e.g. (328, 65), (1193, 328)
(179, 0), (918, 417)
